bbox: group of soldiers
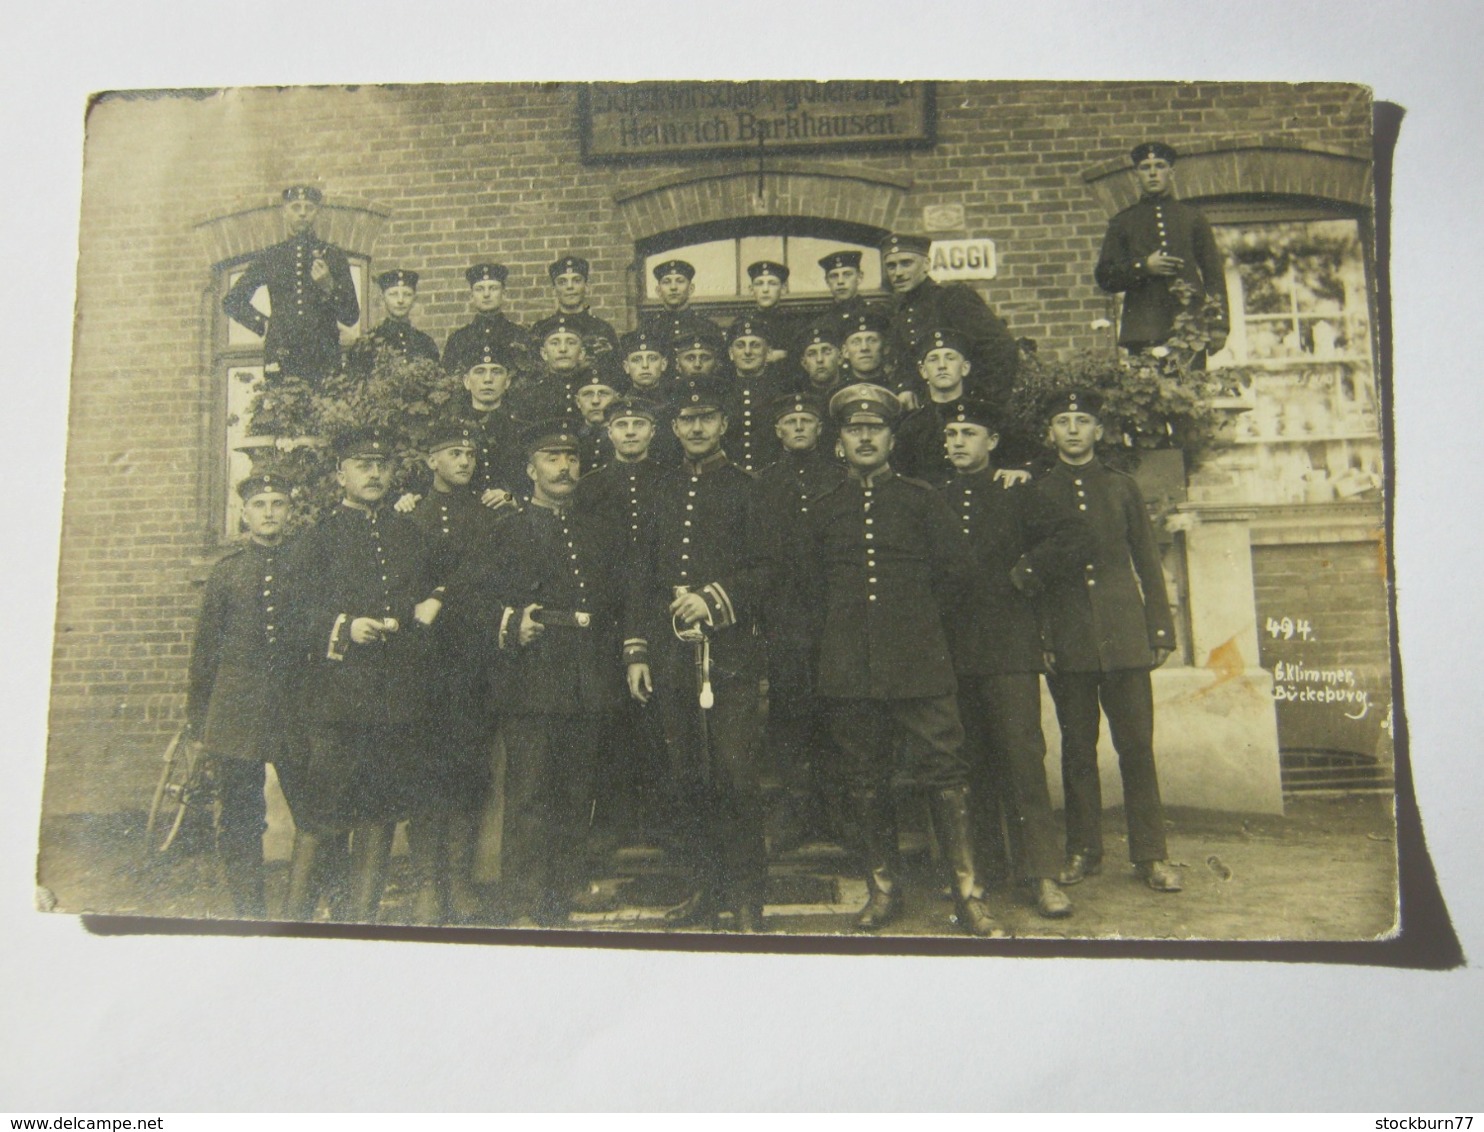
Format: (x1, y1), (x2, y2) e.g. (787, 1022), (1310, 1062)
(190, 142), (1220, 934)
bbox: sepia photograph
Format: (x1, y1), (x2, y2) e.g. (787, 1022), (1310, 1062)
(38, 78), (1401, 945)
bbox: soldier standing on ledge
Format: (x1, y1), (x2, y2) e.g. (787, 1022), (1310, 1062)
(546, 255), (620, 372)
(805, 383), (1006, 937)
(811, 250), (877, 347)
(184, 472), (298, 918)
(346, 268), (439, 379)
(442, 263), (531, 379)
(1036, 388), (1183, 894)
(1095, 141), (1230, 364)
(223, 185), (359, 385)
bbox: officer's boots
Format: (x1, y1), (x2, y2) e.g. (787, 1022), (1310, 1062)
(929, 785), (1010, 939)
(852, 789), (901, 931)
(406, 812), (448, 925)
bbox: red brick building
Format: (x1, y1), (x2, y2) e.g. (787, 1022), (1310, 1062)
(48, 81), (1388, 818)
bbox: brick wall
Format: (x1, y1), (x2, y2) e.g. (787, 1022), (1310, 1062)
(48, 81), (1374, 813)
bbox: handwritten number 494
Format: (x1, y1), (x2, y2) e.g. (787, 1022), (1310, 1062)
(1266, 617), (1315, 642)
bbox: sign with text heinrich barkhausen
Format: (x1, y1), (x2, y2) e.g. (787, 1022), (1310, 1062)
(579, 81), (936, 163)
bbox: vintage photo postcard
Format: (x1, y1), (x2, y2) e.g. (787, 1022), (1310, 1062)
(39, 80), (1400, 944)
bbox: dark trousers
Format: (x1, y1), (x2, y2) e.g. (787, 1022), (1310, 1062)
(959, 673), (1062, 881)
(829, 695), (971, 792)
(214, 756), (268, 916)
(1047, 668), (1168, 864)
(278, 724), (417, 836)
(499, 714), (600, 919)
(654, 640), (766, 911)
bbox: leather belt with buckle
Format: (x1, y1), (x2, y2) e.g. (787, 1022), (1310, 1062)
(533, 609), (592, 629)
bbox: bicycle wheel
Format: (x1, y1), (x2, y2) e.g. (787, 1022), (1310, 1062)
(142, 727), (197, 858)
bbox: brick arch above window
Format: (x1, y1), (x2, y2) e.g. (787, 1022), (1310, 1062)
(612, 162), (913, 243)
(190, 200), (390, 265)
(1081, 141), (1373, 217)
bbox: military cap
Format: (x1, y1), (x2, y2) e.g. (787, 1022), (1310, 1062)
(914, 326), (972, 362)
(879, 232), (933, 258)
(671, 326), (724, 355)
(768, 391), (826, 424)
(818, 250), (863, 273)
(747, 260), (789, 283)
(521, 418), (583, 458)
(375, 268), (419, 291)
(618, 328), (667, 358)
(532, 312), (587, 343)
(548, 255), (590, 279)
(236, 471), (294, 500)
(282, 184), (323, 204)
(799, 322), (843, 349)
(944, 398), (1000, 433)
(465, 262), (509, 286)
(576, 372), (620, 395)
(333, 426), (398, 462)
(673, 375), (730, 417)
(829, 383), (902, 427)
(467, 341), (520, 371)
(725, 316), (770, 346)
(425, 421), (478, 453)
(1041, 386), (1104, 422)
(840, 309), (891, 339)
(605, 395), (662, 424)
(1130, 141), (1178, 165)
(652, 258), (696, 281)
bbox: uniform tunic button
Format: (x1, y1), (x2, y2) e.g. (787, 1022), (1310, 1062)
(868, 594), (877, 602)
(869, 577), (877, 583)
(682, 537), (689, 543)
(1078, 504), (1087, 511)
(1087, 579), (1096, 586)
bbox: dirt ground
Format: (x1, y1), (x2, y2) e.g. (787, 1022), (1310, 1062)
(35, 793), (1398, 943)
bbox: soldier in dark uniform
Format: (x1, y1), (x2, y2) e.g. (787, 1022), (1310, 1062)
(546, 255), (620, 372)
(403, 422), (508, 923)
(345, 268), (439, 379)
(742, 260), (799, 368)
(804, 383), (1006, 937)
(451, 420), (625, 926)
(278, 427), (441, 923)
(640, 259), (717, 345)
(1096, 142), (1229, 362)
(623, 376), (774, 932)
(754, 392), (846, 850)
(721, 316), (789, 474)
(439, 343), (526, 507)
(837, 308), (898, 393)
(880, 232), (1020, 411)
(184, 472), (298, 918)
(1036, 388), (1183, 893)
(223, 185), (360, 385)
(442, 263), (531, 378)
(796, 323), (847, 399)
(616, 329), (679, 467)
(573, 372), (620, 474)
(512, 311), (606, 424)
(894, 327), (975, 485)
(811, 250), (878, 347)
(939, 401), (1087, 919)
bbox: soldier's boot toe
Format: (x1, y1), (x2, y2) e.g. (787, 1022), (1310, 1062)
(855, 887), (900, 932)
(956, 895), (1011, 939)
(1056, 852), (1102, 887)
(1033, 878), (1073, 919)
(1137, 859), (1183, 892)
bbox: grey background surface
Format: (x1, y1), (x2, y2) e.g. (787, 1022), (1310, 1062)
(2, 0), (1480, 1111)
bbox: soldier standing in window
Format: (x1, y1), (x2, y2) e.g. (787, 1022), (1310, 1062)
(222, 185), (359, 385)
(810, 250), (878, 348)
(1095, 141), (1230, 363)
(184, 472), (298, 918)
(346, 268), (439, 380)
(640, 259), (717, 345)
(442, 263), (532, 379)
(742, 260), (799, 368)
(1036, 389), (1183, 894)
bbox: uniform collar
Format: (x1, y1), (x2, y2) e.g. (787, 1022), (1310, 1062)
(682, 449), (728, 476)
(339, 498), (383, 517)
(1055, 456), (1103, 476)
(848, 464), (895, 488)
(528, 496), (570, 516)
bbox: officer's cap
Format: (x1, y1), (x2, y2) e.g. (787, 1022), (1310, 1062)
(605, 396), (661, 424)
(376, 268), (419, 291)
(673, 375), (730, 417)
(333, 426), (398, 462)
(618, 329), (666, 358)
(533, 312), (586, 344)
(879, 232), (933, 258)
(1130, 141), (1178, 165)
(671, 327), (723, 355)
(915, 327), (972, 362)
(747, 260), (789, 284)
(768, 391), (826, 424)
(829, 383), (902, 427)
(841, 309), (891, 339)
(426, 421), (478, 454)
(521, 418), (583, 458)
(548, 255), (590, 279)
(466, 262), (509, 286)
(725, 316), (770, 346)
(236, 471), (295, 501)
(282, 184), (323, 204)
(818, 250), (863, 273)
(1042, 386), (1104, 423)
(652, 258), (696, 282)
(945, 399), (1000, 434)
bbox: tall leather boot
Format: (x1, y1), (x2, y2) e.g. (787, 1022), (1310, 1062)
(929, 786), (1010, 939)
(851, 789), (901, 931)
(405, 810), (448, 925)
(444, 808), (485, 924)
(284, 830), (323, 921)
(347, 821), (395, 923)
